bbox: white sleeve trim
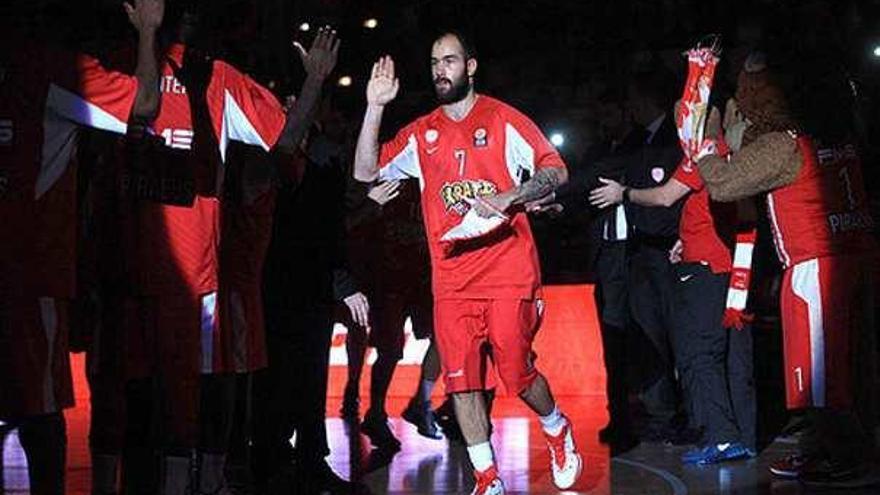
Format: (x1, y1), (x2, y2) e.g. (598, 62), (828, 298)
(37, 84), (130, 198)
(45, 83), (129, 133)
(379, 133), (423, 190)
(220, 88), (271, 161)
(504, 123), (535, 186)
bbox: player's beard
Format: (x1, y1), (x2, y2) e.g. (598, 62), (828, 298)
(434, 71), (471, 105)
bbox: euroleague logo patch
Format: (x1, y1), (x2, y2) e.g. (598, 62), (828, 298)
(473, 127), (488, 147)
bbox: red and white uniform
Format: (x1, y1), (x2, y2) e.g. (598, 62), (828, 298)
(124, 44), (286, 384)
(672, 160), (736, 274)
(376, 95), (565, 393)
(0, 41), (139, 417)
(766, 136), (875, 409)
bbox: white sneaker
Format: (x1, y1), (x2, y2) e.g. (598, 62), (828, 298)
(545, 418), (583, 489)
(470, 465), (505, 495)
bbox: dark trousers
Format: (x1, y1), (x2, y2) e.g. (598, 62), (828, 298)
(627, 246), (678, 424)
(594, 241), (631, 430)
(672, 263), (755, 447)
(253, 306), (334, 479)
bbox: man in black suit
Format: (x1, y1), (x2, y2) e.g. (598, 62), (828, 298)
(552, 89), (645, 453)
(616, 70), (686, 442)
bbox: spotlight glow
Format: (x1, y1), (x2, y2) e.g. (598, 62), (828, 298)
(299, 22), (310, 32)
(873, 45), (880, 58)
(364, 18), (379, 29)
(338, 76), (353, 87)
(550, 133), (565, 147)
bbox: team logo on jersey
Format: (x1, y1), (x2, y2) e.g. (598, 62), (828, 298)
(473, 128), (488, 147)
(0, 119), (12, 146)
(440, 179), (498, 215)
(651, 167), (665, 183)
(425, 129), (439, 144)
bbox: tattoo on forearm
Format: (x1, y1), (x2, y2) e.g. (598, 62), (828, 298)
(512, 168), (561, 205)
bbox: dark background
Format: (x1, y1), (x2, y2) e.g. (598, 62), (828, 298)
(4, 0), (880, 281)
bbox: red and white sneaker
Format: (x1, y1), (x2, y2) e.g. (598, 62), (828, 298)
(545, 419), (583, 489)
(470, 465), (505, 495)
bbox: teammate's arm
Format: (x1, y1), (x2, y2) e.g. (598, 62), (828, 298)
(123, 0), (164, 120)
(588, 176), (690, 209)
(276, 27), (340, 152)
(353, 56), (400, 183)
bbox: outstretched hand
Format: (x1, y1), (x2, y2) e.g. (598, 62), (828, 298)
(367, 180), (401, 206)
(588, 177), (625, 209)
(124, 0), (164, 33)
(367, 56), (400, 107)
(294, 26), (340, 81)
(344, 292), (370, 330)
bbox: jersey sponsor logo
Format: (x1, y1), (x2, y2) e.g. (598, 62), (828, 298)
(651, 166), (665, 183)
(425, 129), (439, 144)
(473, 127), (487, 147)
(440, 179), (498, 215)
(0, 119), (12, 146)
(160, 75), (188, 95)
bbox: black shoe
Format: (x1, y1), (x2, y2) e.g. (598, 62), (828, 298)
(361, 412), (401, 451)
(402, 400), (443, 440)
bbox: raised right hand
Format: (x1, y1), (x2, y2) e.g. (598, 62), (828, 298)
(123, 0), (164, 34)
(367, 56), (400, 107)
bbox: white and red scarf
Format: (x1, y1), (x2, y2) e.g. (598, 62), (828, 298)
(676, 43), (756, 330)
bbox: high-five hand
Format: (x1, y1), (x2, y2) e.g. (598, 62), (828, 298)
(294, 26), (340, 81)
(123, 0), (164, 33)
(367, 56), (400, 107)
(589, 178), (625, 208)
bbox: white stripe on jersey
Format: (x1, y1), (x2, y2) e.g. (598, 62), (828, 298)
(221, 89), (270, 160)
(791, 258), (825, 407)
(379, 133), (424, 190)
(45, 83), (128, 134)
(766, 192), (792, 268)
(504, 123), (535, 186)
(36, 84), (130, 198)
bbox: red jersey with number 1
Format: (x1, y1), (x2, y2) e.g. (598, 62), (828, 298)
(377, 95), (565, 300)
(672, 159), (736, 273)
(766, 136), (874, 269)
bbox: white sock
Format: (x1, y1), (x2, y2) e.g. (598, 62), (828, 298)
(539, 405), (567, 436)
(419, 379), (435, 404)
(467, 442), (495, 472)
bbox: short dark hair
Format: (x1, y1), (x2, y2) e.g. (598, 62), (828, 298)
(433, 30), (477, 60)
